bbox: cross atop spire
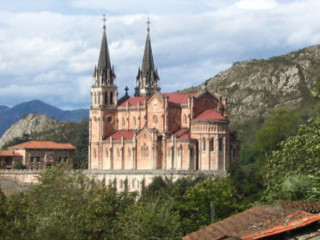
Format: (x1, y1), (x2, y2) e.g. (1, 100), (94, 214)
(135, 18), (160, 97)
(146, 17), (151, 32)
(93, 15), (116, 86)
(102, 14), (106, 31)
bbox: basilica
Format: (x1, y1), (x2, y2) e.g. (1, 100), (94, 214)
(88, 21), (239, 174)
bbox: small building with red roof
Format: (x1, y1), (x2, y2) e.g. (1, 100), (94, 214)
(0, 150), (23, 169)
(7, 141), (76, 170)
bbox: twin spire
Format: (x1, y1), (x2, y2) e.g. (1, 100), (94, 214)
(93, 16), (160, 97)
(135, 18), (160, 97)
(93, 15), (116, 86)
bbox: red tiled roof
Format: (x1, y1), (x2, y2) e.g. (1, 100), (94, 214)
(0, 150), (22, 157)
(162, 93), (198, 104)
(173, 128), (191, 140)
(118, 93), (198, 107)
(105, 130), (135, 141)
(183, 202), (320, 240)
(194, 109), (226, 121)
(179, 133), (191, 140)
(8, 141), (76, 150)
(174, 128), (188, 136)
(118, 96), (145, 107)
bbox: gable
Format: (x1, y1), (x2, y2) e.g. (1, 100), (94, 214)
(193, 91), (219, 117)
(147, 91), (164, 111)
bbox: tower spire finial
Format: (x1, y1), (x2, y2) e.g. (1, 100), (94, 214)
(146, 17), (151, 32)
(102, 14), (106, 31)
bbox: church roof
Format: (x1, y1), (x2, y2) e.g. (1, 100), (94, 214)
(118, 96), (145, 107)
(162, 93), (198, 104)
(105, 130), (136, 141)
(194, 109), (226, 121)
(118, 93), (198, 107)
(8, 141), (76, 150)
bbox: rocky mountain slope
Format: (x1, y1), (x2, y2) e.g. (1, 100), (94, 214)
(0, 114), (64, 148)
(183, 44), (320, 124)
(0, 100), (88, 137)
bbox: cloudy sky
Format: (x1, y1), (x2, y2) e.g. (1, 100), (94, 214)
(1, 0), (320, 109)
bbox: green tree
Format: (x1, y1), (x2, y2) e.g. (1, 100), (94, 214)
(254, 108), (298, 157)
(115, 197), (183, 240)
(3, 163), (136, 240)
(13, 162), (26, 169)
(264, 117), (320, 202)
(181, 177), (240, 232)
(279, 174), (319, 201)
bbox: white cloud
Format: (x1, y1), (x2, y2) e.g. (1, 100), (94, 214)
(236, 0), (278, 10)
(0, 0), (320, 109)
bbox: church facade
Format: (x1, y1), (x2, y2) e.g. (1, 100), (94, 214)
(88, 22), (239, 176)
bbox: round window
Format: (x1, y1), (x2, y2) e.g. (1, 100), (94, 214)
(106, 116), (113, 123)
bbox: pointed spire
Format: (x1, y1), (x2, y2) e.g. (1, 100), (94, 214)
(135, 18), (160, 97)
(95, 15), (116, 86)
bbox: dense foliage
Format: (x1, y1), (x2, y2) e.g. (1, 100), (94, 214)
(0, 165), (242, 239)
(2, 102), (320, 238)
(264, 117), (320, 202)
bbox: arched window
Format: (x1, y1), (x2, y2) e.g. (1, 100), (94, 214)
(153, 115), (158, 124)
(110, 92), (113, 104)
(98, 92), (101, 104)
(122, 117), (125, 127)
(104, 92), (108, 105)
(94, 149), (97, 158)
(105, 148), (109, 157)
(210, 138), (214, 151)
(128, 148), (131, 157)
(117, 148), (120, 157)
(202, 138), (206, 151)
(141, 143), (149, 158)
(94, 93), (97, 104)
(133, 116), (136, 127)
(219, 138), (223, 151)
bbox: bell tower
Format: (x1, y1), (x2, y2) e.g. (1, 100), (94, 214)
(91, 15), (117, 109)
(89, 16), (117, 169)
(135, 19), (160, 97)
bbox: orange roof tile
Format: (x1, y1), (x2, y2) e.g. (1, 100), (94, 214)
(105, 130), (136, 141)
(8, 141), (76, 150)
(183, 201), (320, 240)
(194, 109), (226, 121)
(0, 150), (22, 157)
(173, 128), (191, 140)
(118, 96), (145, 107)
(162, 93), (198, 104)
(178, 133), (191, 140)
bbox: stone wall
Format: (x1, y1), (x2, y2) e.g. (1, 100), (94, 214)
(0, 169), (227, 195)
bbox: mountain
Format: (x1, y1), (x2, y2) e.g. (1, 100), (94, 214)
(182, 44), (320, 125)
(0, 114), (64, 148)
(0, 100), (88, 137)
(0, 105), (9, 112)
